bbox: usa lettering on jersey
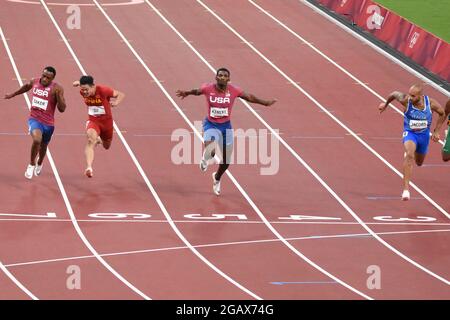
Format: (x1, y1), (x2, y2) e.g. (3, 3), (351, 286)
(33, 87), (49, 98)
(209, 96), (230, 104)
(32, 87), (50, 110)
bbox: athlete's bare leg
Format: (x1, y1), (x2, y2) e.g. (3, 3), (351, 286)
(443, 129), (450, 161)
(204, 140), (215, 159)
(30, 129), (42, 165)
(443, 152), (450, 162)
(200, 140), (215, 171)
(37, 142), (48, 166)
(414, 152), (426, 166)
(85, 128), (98, 177)
(402, 140), (418, 200)
(215, 142), (233, 181)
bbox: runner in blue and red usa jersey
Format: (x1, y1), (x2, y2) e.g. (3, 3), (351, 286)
(4, 66), (67, 179)
(176, 67), (277, 196)
(379, 84), (446, 201)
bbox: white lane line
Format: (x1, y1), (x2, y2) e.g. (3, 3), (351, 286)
(0, 263), (37, 299)
(195, 0), (450, 221)
(43, 0), (261, 300)
(7, 228), (450, 268)
(15, 0), (151, 300)
(250, 0), (446, 146)
(0, 26), (40, 301)
(122, 0), (374, 300)
(298, 0), (450, 97)
(2, 25), (146, 300)
(7, 0), (144, 6)
(169, 0), (450, 284)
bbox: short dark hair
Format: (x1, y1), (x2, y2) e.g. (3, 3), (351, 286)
(216, 67), (230, 77)
(80, 75), (94, 86)
(44, 66), (56, 77)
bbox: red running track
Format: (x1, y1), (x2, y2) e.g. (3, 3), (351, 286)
(0, 0), (448, 299)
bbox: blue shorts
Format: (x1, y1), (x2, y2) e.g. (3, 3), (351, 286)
(28, 118), (55, 145)
(403, 129), (430, 154)
(203, 118), (233, 146)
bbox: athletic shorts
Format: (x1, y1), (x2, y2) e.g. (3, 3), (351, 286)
(443, 127), (450, 154)
(86, 118), (113, 142)
(403, 129), (430, 155)
(28, 118), (55, 145)
(203, 118), (233, 146)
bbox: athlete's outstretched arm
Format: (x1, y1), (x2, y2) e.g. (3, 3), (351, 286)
(176, 89), (202, 99)
(239, 92), (277, 107)
(4, 79), (33, 99)
(111, 90), (125, 107)
(55, 85), (67, 113)
(430, 98), (445, 142)
(379, 91), (408, 113)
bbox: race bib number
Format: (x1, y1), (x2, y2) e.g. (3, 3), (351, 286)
(88, 106), (106, 116)
(409, 119), (427, 130)
(210, 107), (229, 118)
(31, 96), (48, 110)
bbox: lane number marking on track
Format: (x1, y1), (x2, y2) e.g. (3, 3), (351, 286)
(373, 216), (437, 222)
(88, 213), (151, 219)
(0, 212), (443, 224)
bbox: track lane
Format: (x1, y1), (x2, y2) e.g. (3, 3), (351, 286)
(246, 0), (450, 203)
(194, 0), (450, 281)
(50, 0), (376, 296)
(1, 0), (259, 299)
(0, 22), (143, 299)
(118, 0), (450, 297)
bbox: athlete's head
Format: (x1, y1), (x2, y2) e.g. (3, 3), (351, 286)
(40, 66), (56, 87)
(215, 68), (230, 87)
(408, 84), (423, 105)
(79, 75), (96, 97)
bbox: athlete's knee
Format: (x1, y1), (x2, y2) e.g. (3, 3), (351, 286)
(404, 152), (414, 163)
(87, 136), (97, 146)
(31, 136), (42, 145)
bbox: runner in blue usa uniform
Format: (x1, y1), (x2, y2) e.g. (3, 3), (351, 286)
(379, 84), (446, 200)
